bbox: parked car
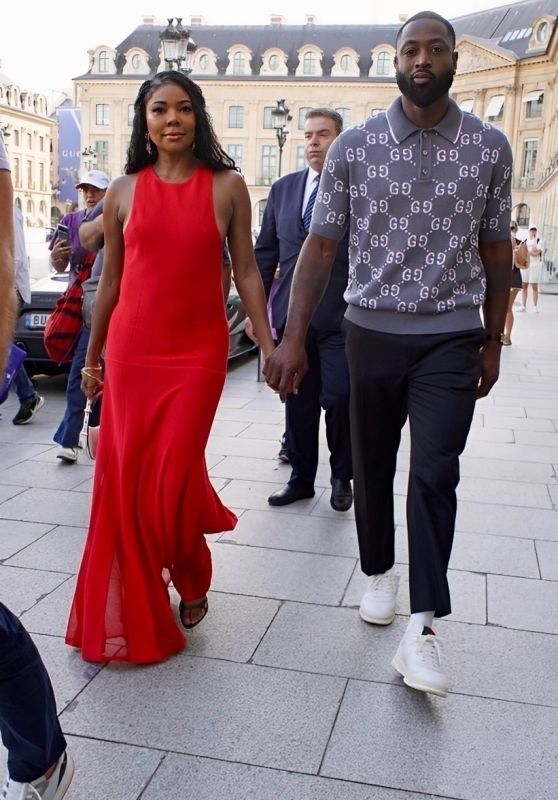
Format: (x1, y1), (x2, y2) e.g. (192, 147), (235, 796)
(15, 273), (256, 377)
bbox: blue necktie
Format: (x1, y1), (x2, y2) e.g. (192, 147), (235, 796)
(302, 177), (319, 233)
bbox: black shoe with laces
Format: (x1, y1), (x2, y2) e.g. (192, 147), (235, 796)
(12, 394), (44, 425)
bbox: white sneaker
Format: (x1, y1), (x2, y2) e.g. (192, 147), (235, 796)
(359, 573), (400, 625)
(0, 752), (74, 800)
(392, 628), (449, 697)
(516, 305), (526, 312)
(56, 447), (78, 464)
(533, 305), (539, 313)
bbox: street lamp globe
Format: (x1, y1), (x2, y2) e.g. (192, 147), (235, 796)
(160, 17), (197, 74)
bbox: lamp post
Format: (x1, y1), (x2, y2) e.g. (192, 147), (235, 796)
(160, 17), (197, 73)
(82, 146), (97, 171)
(271, 99), (291, 177)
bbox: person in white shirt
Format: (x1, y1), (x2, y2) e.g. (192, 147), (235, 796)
(519, 225), (543, 313)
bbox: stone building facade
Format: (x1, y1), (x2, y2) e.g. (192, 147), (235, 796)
(0, 67), (55, 227)
(74, 0), (558, 275)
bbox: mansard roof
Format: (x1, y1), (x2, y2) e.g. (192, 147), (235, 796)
(76, 0), (558, 80)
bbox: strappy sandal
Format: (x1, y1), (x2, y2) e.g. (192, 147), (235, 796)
(179, 597), (209, 630)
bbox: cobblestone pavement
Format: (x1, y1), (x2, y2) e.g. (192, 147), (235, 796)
(1, 297), (557, 799)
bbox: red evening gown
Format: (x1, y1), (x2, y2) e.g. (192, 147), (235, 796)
(65, 164), (237, 663)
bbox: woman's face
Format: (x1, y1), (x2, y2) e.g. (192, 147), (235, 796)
(145, 82), (196, 154)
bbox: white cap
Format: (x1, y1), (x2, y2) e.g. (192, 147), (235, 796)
(75, 170), (110, 190)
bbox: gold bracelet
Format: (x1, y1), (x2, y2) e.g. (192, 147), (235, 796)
(83, 365), (102, 371)
(81, 368), (103, 382)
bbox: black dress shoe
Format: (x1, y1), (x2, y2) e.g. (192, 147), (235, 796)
(330, 478), (353, 512)
(268, 483), (315, 506)
(277, 445), (290, 464)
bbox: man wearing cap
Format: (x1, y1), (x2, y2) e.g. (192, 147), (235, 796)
(50, 170), (109, 463)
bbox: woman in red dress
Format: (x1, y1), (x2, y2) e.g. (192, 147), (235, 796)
(66, 72), (275, 663)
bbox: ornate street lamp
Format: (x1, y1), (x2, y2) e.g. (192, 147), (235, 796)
(160, 17), (197, 74)
(271, 99), (291, 177)
(82, 146), (97, 171)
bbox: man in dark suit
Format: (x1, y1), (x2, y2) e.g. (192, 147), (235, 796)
(255, 108), (352, 511)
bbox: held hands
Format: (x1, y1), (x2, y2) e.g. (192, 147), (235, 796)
(263, 339), (308, 401)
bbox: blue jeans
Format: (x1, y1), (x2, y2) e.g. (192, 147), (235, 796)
(53, 326), (100, 448)
(12, 366), (35, 404)
(0, 603), (66, 783)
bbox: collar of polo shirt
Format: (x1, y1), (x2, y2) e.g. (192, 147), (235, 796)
(386, 96), (463, 145)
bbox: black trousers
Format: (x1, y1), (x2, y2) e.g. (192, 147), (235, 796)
(344, 321), (485, 618)
(282, 326), (352, 489)
(0, 603), (66, 782)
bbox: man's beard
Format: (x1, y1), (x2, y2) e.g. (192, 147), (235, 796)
(396, 67), (455, 108)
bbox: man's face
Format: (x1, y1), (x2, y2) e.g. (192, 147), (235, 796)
(394, 18), (457, 108)
(80, 185), (106, 209)
(304, 115), (339, 172)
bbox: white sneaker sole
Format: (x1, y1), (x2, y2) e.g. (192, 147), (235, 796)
(391, 653), (448, 698)
(56, 452), (78, 464)
(53, 752), (75, 799)
(359, 607), (395, 625)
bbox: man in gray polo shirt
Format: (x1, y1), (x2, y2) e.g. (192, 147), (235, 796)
(264, 11), (512, 697)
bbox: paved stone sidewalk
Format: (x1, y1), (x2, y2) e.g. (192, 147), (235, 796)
(1, 298), (557, 799)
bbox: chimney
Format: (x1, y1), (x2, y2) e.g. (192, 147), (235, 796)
(270, 14), (286, 25)
(142, 15), (156, 25)
(399, 13), (408, 22)
(306, 14), (317, 24)
(190, 15), (206, 25)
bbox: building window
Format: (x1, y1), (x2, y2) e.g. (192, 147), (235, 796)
(26, 133), (32, 149)
(232, 52), (247, 75)
(340, 54), (352, 72)
(131, 53), (141, 70)
(263, 107), (275, 129)
(524, 91), (543, 119)
(95, 140), (109, 172)
(26, 160), (33, 189)
(199, 54), (209, 71)
(298, 107), (312, 129)
(95, 104), (109, 126)
(228, 106), (244, 128)
(485, 95), (505, 121)
(376, 51), (391, 75)
(128, 104), (135, 127)
(99, 50), (110, 72)
(303, 52), (317, 75)
(39, 136), (44, 151)
(39, 163), (45, 191)
(13, 158), (20, 187)
(261, 145), (277, 182)
(336, 107), (351, 128)
(13, 129), (19, 146)
(517, 203), (530, 227)
(536, 21), (549, 43)
(226, 144), (243, 170)
(296, 145), (306, 170)
(522, 139), (538, 176)
(269, 54), (280, 70)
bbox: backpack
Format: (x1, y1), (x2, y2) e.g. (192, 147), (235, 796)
(43, 265), (91, 364)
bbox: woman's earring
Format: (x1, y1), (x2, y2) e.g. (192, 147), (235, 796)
(145, 132), (152, 155)
(191, 139), (196, 152)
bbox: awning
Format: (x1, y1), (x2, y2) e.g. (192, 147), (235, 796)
(522, 90), (544, 103)
(485, 94), (505, 117)
(459, 99), (474, 112)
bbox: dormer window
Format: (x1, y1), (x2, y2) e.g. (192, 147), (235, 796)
(199, 54), (209, 71)
(340, 54), (352, 72)
(376, 51), (391, 76)
(303, 52), (317, 75)
(269, 54), (280, 71)
(131, 54), (141, 71)
(233, 51), (247, 75)
(99, 50), (110, 73)
(536, 21), (549, 43)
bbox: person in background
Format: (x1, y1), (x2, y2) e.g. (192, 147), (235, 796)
(264, 12), (512, 697)
(254, 108), (352, 512)
(10, 205), (44, 424)
(0, 131), (74, 800)
(518, 225), (543, 313)
(503, 221), (524, 345)
(50, 170), (109, 463)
